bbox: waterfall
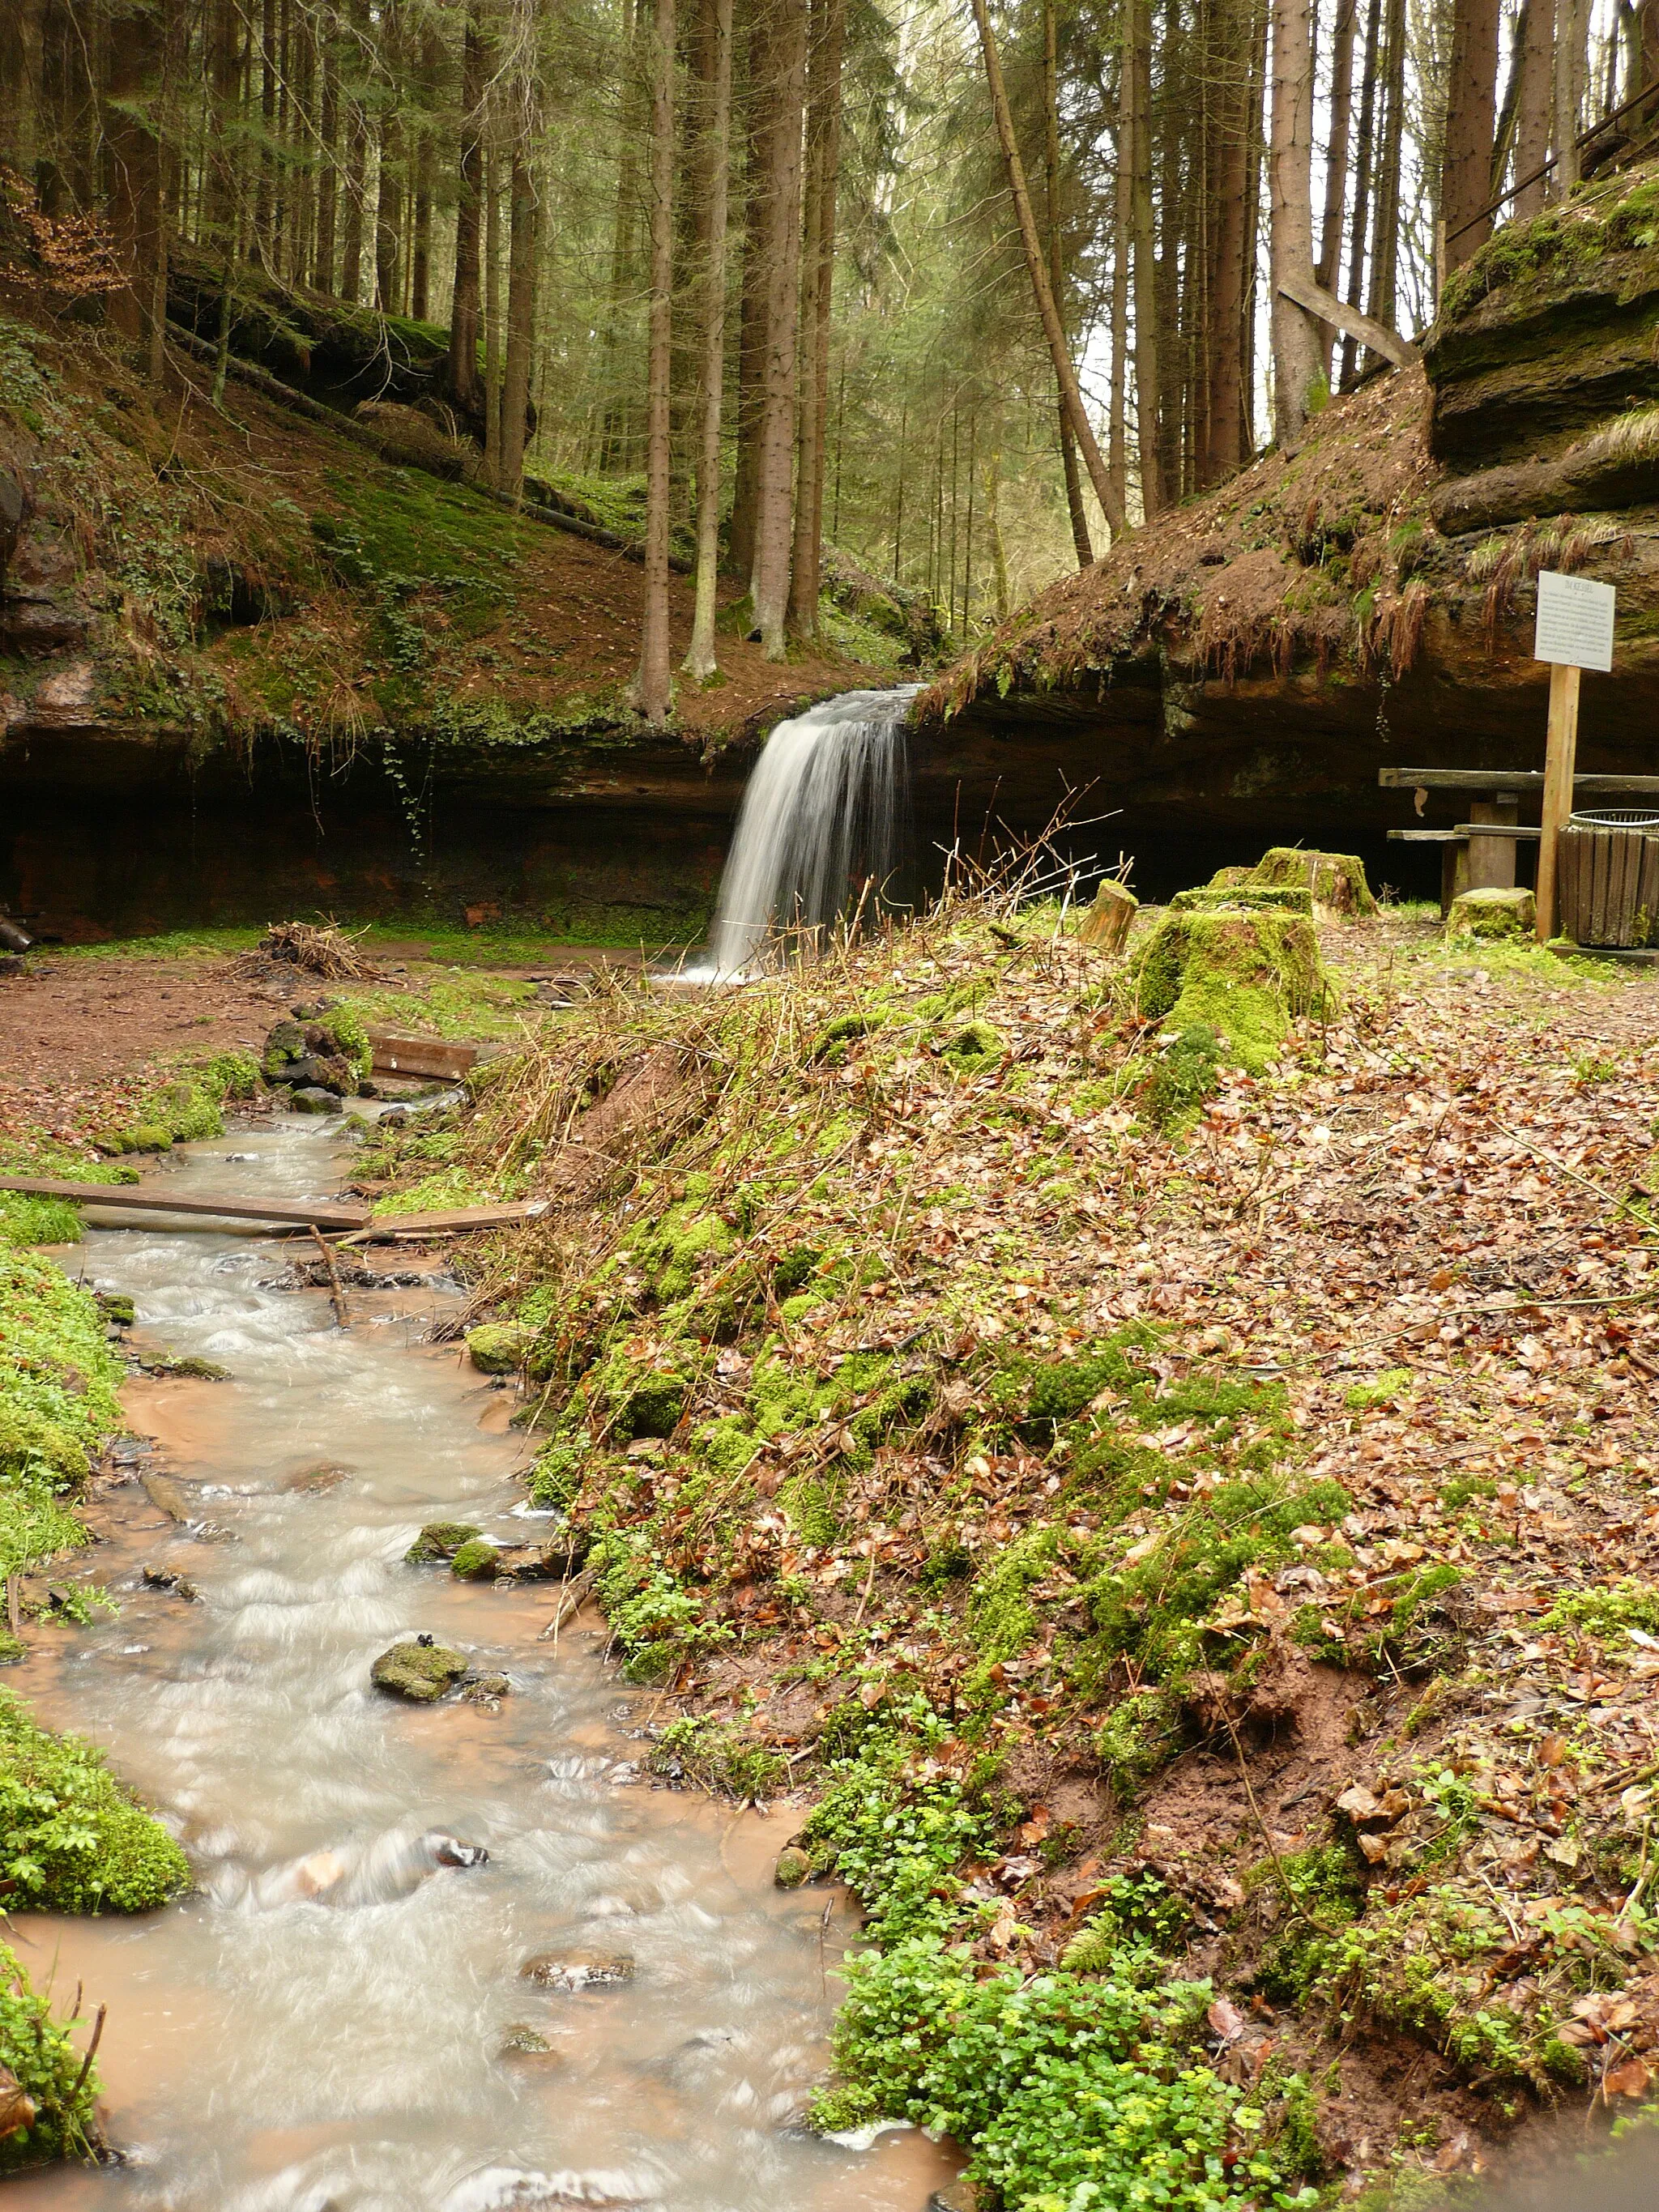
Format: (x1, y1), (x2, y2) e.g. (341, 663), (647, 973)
(697, 684), (918, 980)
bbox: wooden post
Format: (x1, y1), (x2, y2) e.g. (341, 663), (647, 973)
(1537, 662), (1581, 942)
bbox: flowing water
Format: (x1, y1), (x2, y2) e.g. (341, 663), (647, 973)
(694, 688), (918, 982)
(5, 1117), (957, 2212)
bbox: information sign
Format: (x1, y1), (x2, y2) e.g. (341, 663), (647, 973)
(1534, 569), (1615, 673)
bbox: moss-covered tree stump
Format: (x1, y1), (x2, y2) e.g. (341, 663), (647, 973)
(1077, 880), (1138, 954)
(1137, 909), (1326, 1072)
(1447, 885), (1535, 939)
(1250, 847), (1378, 918)
(1169, 884), (1312, 916)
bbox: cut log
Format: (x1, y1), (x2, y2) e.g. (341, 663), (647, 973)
(0, 1177), (370, 1231)
(1076, 880), (1138, 954)
(365, 1032), (480, 1080)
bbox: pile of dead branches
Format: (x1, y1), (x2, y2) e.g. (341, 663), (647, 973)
(251, 920), (377, 981)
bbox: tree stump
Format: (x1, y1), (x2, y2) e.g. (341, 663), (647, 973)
(1077, 879), (1138, 954)
(1446, 886), (1535, 940)
(1137, 908), (1326, 1071)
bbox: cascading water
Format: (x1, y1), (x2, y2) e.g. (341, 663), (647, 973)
(697, 687), (919, 982)
(5, 1119), (960, 2212)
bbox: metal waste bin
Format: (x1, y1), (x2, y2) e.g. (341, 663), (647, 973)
(1559, 809), (1659, 947)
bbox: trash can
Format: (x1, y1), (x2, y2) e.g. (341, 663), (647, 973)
(1559, 810), (1659, 947)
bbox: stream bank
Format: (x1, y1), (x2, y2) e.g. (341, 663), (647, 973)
(0, 1118), (959, 2210)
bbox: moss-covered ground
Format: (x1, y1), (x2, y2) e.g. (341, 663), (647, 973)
(375, 875), (1659, 2201)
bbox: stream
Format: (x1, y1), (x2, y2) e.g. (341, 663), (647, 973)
(3, 1116), (957, 2212)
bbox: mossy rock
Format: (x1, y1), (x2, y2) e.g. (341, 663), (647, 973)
(1206, 865), (1254, 889)
(1136, 909), (1326, 1072)
(1448, 885), (1536, 939)
(370, 1639), (470, 1700)
(449, 1537), (501, 1580)
(1248, 848), (1377, 918)
(405, 1519), (482, 1563)
(466, 1323), (531, 1375)
(98, 1123), (173, 1155)
(616, 1370), (686, 1440)
(1168, 884), (1313, 916)
(774, 1844), (812, 1889)
(94, 1292), (135, 1327)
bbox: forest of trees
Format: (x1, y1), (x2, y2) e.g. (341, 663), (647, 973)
(0, 0), (1655, 717)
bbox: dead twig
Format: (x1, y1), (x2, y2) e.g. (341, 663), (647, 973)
(310, 1229), (351, 1328)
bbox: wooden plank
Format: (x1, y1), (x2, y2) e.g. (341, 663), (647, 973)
(360, 1199), (550, 1236)
(1451, 824), (1541, 839)
(365, 1031), (480, 1080)
(0, 1176), (371, 1230)
(1537, 663), (1582, 942)
(1467, 795), (1519, 891)
(1387, 828), (1468, 842)
(1380, 769), (1659, 793)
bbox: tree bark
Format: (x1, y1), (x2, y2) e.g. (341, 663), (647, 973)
(1367, 0), (1405, 339)
(1313, 0), (1354, 367)
(341, 0), (369, 301)
(484, 141), (503, 482)
(1269, 0), (1322, 442)
(1124, 0), (1164, 514)
(727, 0), (778, 590)
(969, 0), (1125, 534)
(1338, 0), (1380, 386)
(500, 143), (539, 501)
(447, 7), (487, 415)
(314, 8), (339, 292)
(787, 0), (847, 637)
(683, 0), (734, 679)
(636, 0), (676, 722)
(1044, 0), (1092, 566)
(748, 0), (806, 659)
(373, 3), (403, 311)
(1201, 0), (1252, 484)
(104, 0), (165, 372)
(1440, 0), (1502, 273)
(1555, 0), (1587, 194)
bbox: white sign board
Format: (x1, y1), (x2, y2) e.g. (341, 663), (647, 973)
(1534, 569), (1615, 672)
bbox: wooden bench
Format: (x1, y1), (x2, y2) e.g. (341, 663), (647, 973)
(1381, 769), (1659, 913)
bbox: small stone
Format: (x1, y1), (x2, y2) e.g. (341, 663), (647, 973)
(370, 1639), (469, 1701)
(1447, 884), (1536, 940)
(142, 1354), (232, 1381)
(466, 1323), (532, 1375)
(449, 1538), (502, 1580)
(95, 1292), (135, 1327)
(774, 1846), (812, 1890)
(405, 1520), (482, 1562)
(462, 1673), (511, 1703)
(518, 1951), (635, 1992)
(928, 2180), (979, 2212)
(289, 1086), (340, 1115)
(498, 2024), (557, 2060)
(140, 1566), (199, 1601)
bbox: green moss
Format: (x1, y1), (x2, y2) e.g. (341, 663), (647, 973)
(650, 1715), (787, 1799)
(1541, 1576), (1659, 1639)
(449, 1537), (501, 1579)
(936, 1019), (1006, 1075)
(1249, 848), (1377, 918)
(405, 1520), (482, 1562)
(1168, 885), (1313, 916)
(1136, 909), (1326, 1072)
(466, 1323), (531, 1375)
(0, 1940), (103, 2172)
(370, 1640), (470, 1699)
(1344, 1366), (1413, 1410)
(0, 1689), (190, 1912)
(1446, 886), (1536, 940)
(1143, 1023), (1223, 1129)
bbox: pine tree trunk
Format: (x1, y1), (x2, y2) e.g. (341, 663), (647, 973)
(727, 0), (777, 590)
(1269, 0), (1322, 442)
(315, 9), (339, 292)
(1109, 43), (1130, 516)
(600, 0), (645, 469)
(1555, 0), (1586, 193)
(341, 0), (369, 301)
(374, 15), (403, 313)
(985, 450), (1010, 620)
(684, 0), (734, 679)
(1313, 0), (1354, 368)
(636, 0), (676, 722)
(1338, 0), (1380, 386)
(1441, 0), (1501, 274)
(1201, 0), (1251, 484)
(447, 7), (487, 415)
(104, 0), (165, 371)
(484, 143), (504, 482)
(254, 0), (277, 259)
(969, 0), (1125, 533)
(500, 143), (539, 501)
(1044, 0), (1092, 566)
(1126, 0), (1165, 514)
(1367, 0), (1405, 334)
(748, 0), (807, 659)
(787, 0), (847, 637)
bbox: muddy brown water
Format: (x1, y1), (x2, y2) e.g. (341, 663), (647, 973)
(6, 1119), (959, 2212)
